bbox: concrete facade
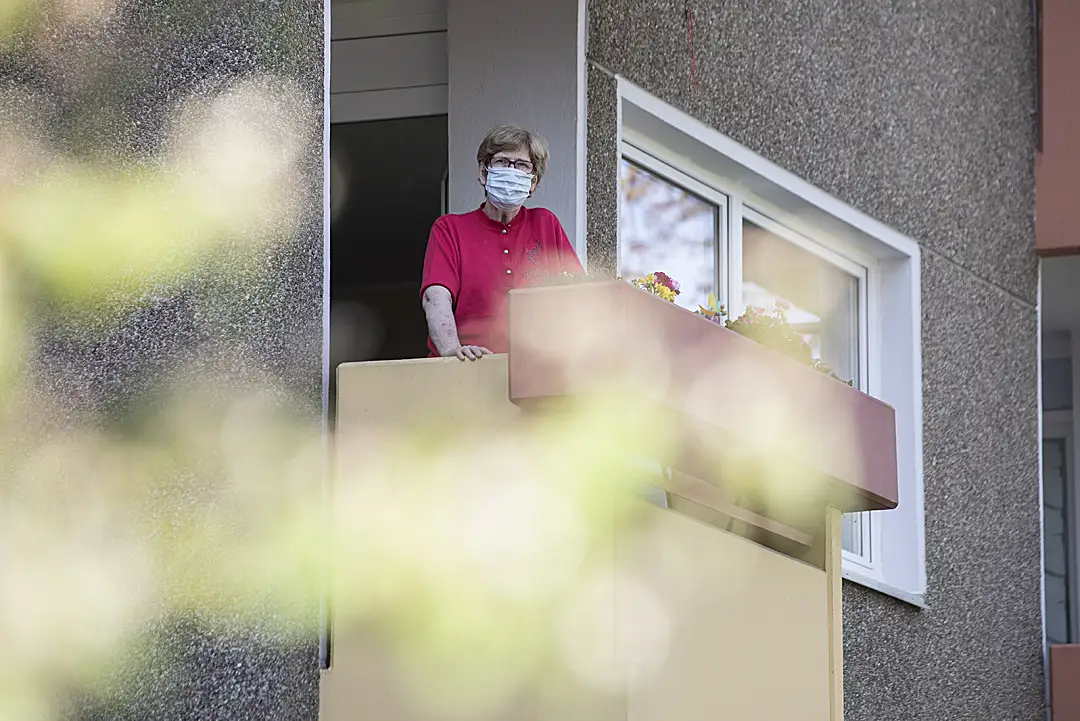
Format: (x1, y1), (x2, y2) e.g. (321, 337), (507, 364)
(4, 0), (1045, 717)
(585, 1), (1043, 719)
(3, 0), (326, 718)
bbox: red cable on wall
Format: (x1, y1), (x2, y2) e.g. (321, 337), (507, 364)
(687, 2), (697, 92)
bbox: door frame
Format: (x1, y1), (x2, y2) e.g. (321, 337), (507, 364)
(324, 111), (449, 677)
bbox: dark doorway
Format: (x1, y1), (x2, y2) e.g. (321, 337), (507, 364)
(329, 115), (448, 419)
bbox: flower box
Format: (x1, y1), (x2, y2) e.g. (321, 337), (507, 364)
(506, 280), (898, 526)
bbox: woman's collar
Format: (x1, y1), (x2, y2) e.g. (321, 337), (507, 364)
(475, 203), (528, 230)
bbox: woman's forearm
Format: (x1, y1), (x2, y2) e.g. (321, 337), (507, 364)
(422, 285), (460, 356)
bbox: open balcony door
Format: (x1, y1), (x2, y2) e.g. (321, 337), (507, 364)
(325, 0), (451, 671)
(327, 0), (450, 377)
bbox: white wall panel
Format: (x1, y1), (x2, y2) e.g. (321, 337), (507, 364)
(329, 0), (448, 124)
(332, 0), (446, 41)
(330, 86), (448, 124)
(330, 33), (447, 95)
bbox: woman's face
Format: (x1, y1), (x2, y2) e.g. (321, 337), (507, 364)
(478, 146), (539, 195)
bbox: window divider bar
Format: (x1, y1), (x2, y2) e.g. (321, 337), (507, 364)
(728, 196), (744, 317)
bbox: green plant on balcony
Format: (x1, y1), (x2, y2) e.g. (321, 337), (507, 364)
(636, 272), (852, 386)
(629, 271), (681, 302)
(541, 269), (850, 385)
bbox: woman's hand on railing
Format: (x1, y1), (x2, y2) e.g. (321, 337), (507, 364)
(447, 345), (492, 361)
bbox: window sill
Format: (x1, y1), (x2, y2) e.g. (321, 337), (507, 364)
(842, 566), (926, 609)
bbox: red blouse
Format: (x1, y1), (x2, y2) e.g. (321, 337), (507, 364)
(421, 204), (584, 355)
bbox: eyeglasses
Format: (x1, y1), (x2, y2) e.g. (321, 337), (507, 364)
(489, 156), (534, 174)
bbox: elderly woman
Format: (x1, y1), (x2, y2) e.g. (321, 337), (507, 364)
(421, 125), (584, 361)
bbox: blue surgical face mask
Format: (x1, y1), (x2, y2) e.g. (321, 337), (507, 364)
(485, 166), (533, 211)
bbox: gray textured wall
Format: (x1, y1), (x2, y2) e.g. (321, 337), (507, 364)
(3, 0), (325, 718)
(586, 1), (1043, 718)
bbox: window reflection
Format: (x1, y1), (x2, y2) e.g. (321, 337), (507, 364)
(1044, 438), (1072, 645)
(841, 513), (865, 558)
(742, 219), (864, 556)
(741, 219), (860, 387)
(619, 159), (718, 310)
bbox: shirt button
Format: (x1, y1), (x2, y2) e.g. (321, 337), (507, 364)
(503, 249), (509, 254)
(506, 269), (512, 275)
(501, 229), (507, 234)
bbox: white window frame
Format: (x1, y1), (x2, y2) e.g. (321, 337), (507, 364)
(622, 144), (881, 568)
(615, 77), (926, 606)
(741, 209), (877, 571)
(621, 146), (731, 306)
(624, 142), (877, 569)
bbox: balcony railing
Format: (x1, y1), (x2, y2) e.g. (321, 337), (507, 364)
(320, 280), (900, 721)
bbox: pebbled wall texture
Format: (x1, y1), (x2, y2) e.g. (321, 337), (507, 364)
(586, 0), (1043, 719)
(2, 0), (325, 719)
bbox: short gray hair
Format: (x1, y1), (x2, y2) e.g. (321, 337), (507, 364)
(476, 125), (550, 183)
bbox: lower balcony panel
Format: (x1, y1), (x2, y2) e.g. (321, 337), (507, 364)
(323, 356), (837, 721)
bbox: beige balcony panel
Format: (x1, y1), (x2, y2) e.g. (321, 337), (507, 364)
(619, 500), (831, 721)
(325, 356), (841, 721)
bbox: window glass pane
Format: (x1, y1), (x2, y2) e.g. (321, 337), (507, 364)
(742, 218), (865, 555)
(841, 513), (864, 557)
(1043, 358), (1074, 411)
(741, 219), (861, 387)
(619, 159), (718, 310)
(1044, 438), (1072, 645)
